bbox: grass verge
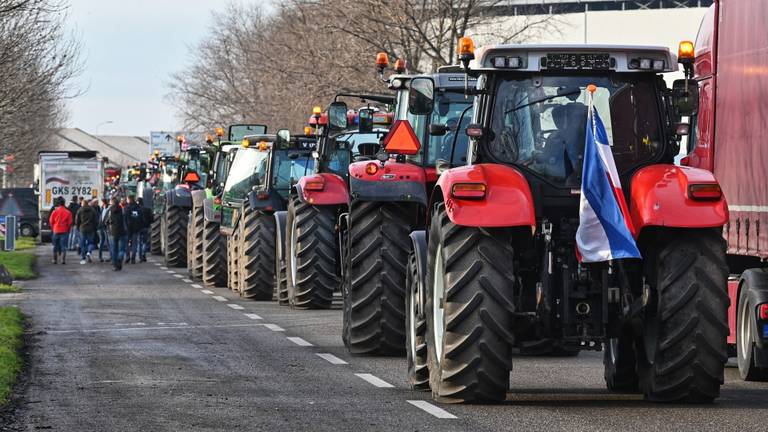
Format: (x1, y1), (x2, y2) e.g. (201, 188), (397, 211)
(0, 307), (23, 404)
(0, 285), (18, 294)
(14, 238), (35, 251)
(0, 252), (35, 280)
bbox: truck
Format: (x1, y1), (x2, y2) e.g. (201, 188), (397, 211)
(684, 0), (768, 381)
(407, 38), (729, 404)
(37, 151), (104, 242)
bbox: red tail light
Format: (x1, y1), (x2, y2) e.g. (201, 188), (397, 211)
(257, 192), (269, 200)
(759, 303), (768, 320)
(451, 183), (486, 200)
(365, 163), (379, 175)
(688, 183), (722, 201)
(214, 196), (222, 205)
(304, 178), (325, 191)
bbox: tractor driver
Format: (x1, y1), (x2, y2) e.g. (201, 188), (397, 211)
(535, 103), (587, 182)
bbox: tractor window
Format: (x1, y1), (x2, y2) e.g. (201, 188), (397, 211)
(326, 131), (387, 180)
(272, 150), (314, 195)
(426, 91), (473, 166)
(488, 75), (662, 187)
(222, 148), (269, 202)
(405, 111), (428, 164)
(184, 153), (210, 187)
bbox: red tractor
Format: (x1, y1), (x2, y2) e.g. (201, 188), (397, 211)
(407, 38), (730, 403)
(338, 71), (476, 357)
(277, 96), (394, 309)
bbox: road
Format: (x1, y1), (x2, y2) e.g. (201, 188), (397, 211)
(4, 245), (768, 431)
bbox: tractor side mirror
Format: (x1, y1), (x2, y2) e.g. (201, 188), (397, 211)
(408, 77), (435, 115)
(358, 108), (374, 134)
(672, 79), (699, 117)
(328, 102), (348, 131)
(429, 124), (448, 136)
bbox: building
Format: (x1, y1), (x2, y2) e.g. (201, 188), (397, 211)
(50, 128), (149, 169)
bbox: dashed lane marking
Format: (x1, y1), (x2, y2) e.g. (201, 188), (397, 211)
(211, 296), (227, 302)
(316, 353), (347, 365)
(243, 313), (262, 320)
(406, 401), (457, 419)
(112, 323), (146, 327)
(182, 279), (192, 283)
(355, 373), (394, 388)
(157, 322), (188, 326)
(160, 266), (168, 270)
(191, 284), (203, 289)
(173, 274), (183, 278)
(166, 270), (175, 274)
(201, 290), (214, 294)
(46, 323), (264, 334)
(286, 337), (313, 346)
(263, 324), (284, 332)
(227, 304), (244, 310)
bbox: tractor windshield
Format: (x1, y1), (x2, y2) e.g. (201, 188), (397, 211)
(184, 153), (210, 187)
(160, 161), (179, 192)
(426, 91), (473, 166)
(222, 148), (269, 202)
(326, 131), (387, 180)
(487, 74), (663, 187)
(272, 150), (314, 198)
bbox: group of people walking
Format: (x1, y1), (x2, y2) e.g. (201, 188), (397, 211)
(48, 195), (154, 270)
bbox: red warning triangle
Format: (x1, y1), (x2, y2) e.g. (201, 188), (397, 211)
(382, 120), (421, 155)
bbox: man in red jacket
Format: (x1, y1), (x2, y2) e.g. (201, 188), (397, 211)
(49, 196), (73, 264)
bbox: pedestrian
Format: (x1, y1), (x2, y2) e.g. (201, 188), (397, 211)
(75, 199), (99, 264)
(138, 197), (152, 262)
(105, 197), (128, 271)
(124, 195), (143, 264)
(67, 196), (81, 251)
(49, 197), (73, 264)
(98, 198), (110, 262)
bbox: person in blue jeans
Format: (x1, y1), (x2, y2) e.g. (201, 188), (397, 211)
(97, 199), (110, 262)
(124, 195), (144, 264)
(105, 197), (128, 271)
(49, 197), (73, 264)
(75, 199), (99, 264)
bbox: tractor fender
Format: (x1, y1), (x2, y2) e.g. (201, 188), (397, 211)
(274, 211), (288, 261)
(203, 197), (220, 223)
(739, 269), (768, 356)
(348, 160), (427, 205)
(409, 230), (428, 315)
(431, 163), (536, 229)
(166, 187), (193, 209)
(247, 189), (283, 212)
(140, 186), (154, 209)
(191, 189), (208, 207)
(295, 173), (348, 206)
(629, 164), (728, 234)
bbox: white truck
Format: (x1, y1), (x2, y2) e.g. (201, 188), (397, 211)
(37, 151), (104, 241)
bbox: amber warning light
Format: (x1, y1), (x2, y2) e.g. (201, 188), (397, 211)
(375, 52), (389, 70)
(678, 41), (694, 61)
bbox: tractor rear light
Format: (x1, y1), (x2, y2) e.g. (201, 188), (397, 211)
(304, 178), (325, 191)
(257, 192), (269, 200)
(466, 124), (483, 137)
(214, 196), (222, 205)
(365, 163), (379, 175)
(759, 303), (768, 320)
(451, 183), (486, 200)
(688, 183), (722, 201)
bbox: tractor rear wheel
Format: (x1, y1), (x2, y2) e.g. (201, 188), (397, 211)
(202, 219), (227, 288)
(736, 282), (768, 381)
(406, 250), (429, 390)
(227, 227), (240, 292)
(276, 246), (289, 305)
(187, 204), (204, 279)
(343, 201), (415, 356)
(238, 205), (275, 300)
(150, 217), (162, 255)
(286, 196), (337, 309)
(638, 229), (729, 403)
(163, 206), (188, 267)
(425, 204), (515, 403)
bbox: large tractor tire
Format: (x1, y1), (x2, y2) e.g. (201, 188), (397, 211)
(286, 196), (337, 309)
(638, 229), (729, 403)
(406, 251), (429, 390)
(276, 240), (289, 305)
(187, 204), (204, 279)
(227, 227), (240, 293)
(150, 217), (162, 255)
(202, 220), (227, 288)
(343, 201), (414, 356)
(163, 206), (188, 267)
(736, 280), (768, 381)
(425, 204), (515, 403)
(238, 205), (276, 300)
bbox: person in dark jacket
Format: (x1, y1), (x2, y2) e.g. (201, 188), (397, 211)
(124, 195), (144, 264)
(98, 198), (110, 262)
(137, 197), (152, 262)
(75, 199), (99, 264)
(49, 197), (73, 264)
(105, 197), (128, 271)
(66, 196), (81, 251)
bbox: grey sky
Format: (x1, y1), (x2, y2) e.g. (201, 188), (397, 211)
(66, 0), (242, 136)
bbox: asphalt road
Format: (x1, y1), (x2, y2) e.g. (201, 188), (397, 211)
(4, 245), (768, 431)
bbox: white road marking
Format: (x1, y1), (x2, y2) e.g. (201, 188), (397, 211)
(227, 304), (244, 310)
(407, 400), (457, 419)
(243, 313), (262, 320)
(182, 279), (192, 283)
(355, 373), (394, 388)
(112, 323), (146, 327)
(316, 353), (347, 365)
(166, 270), (175, 274)
(191, 284), (202, 289)
(173, 274), (183, 278)
(157, 322), (188, 326)
(47, 323), (265, 334)
(286, 337), (313, 346)
(160, 266), (168, 270)
(201, 290), (214, 294)
(211, 296), (227, 302)
(154, 263), (161, 266)
(263, 324), (284, 332)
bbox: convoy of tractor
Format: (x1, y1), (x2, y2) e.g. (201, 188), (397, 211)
(110, 8), (768, 405)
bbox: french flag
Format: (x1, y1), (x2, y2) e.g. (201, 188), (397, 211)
(575, 92), (641, 263)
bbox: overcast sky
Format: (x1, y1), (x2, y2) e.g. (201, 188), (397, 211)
(65, 0), (247, 136)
